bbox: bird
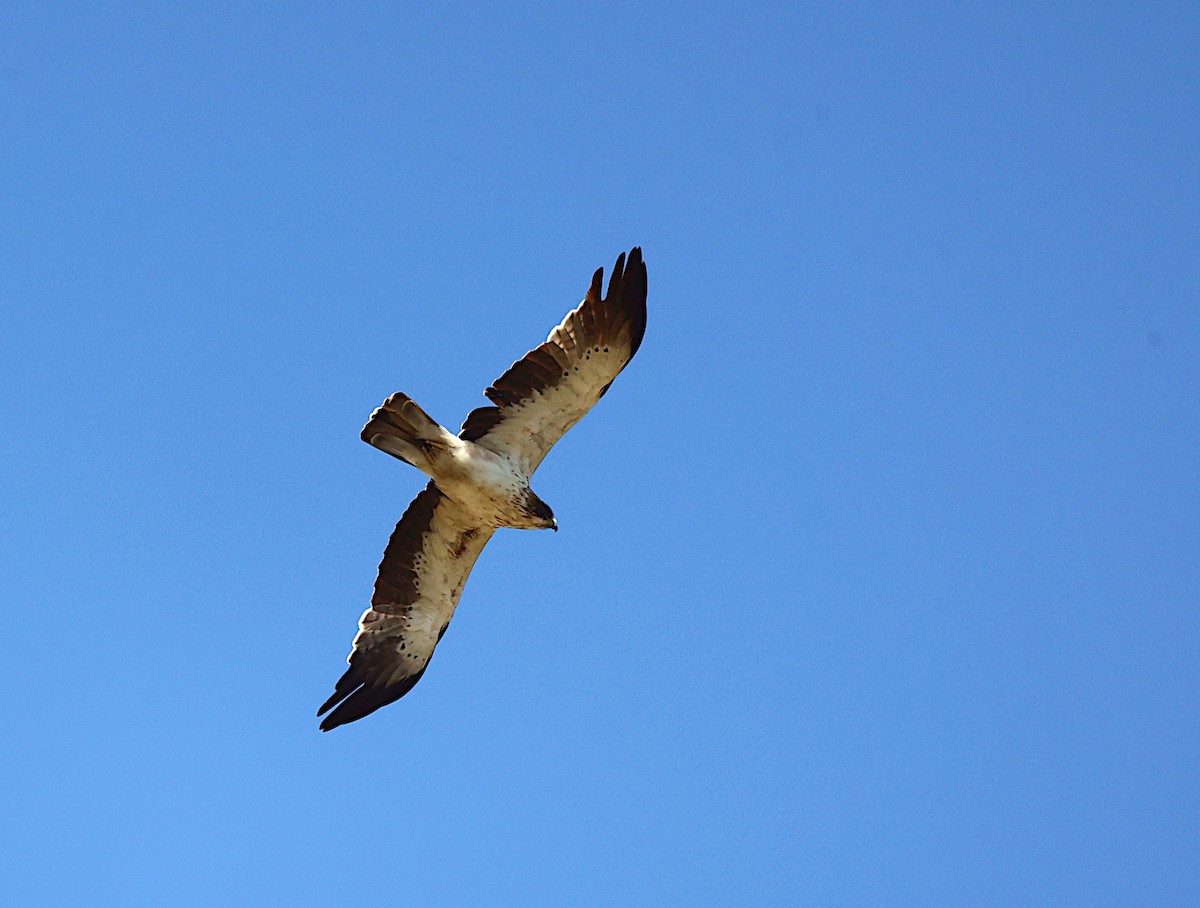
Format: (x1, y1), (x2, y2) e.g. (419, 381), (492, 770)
(318, 248), (648, 731)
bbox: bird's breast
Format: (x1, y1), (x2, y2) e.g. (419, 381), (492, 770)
(428, 440), (533, 528)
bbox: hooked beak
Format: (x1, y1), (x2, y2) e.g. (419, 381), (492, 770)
(550, 518), (558, 532)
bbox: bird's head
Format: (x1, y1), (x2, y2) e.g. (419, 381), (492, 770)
(525, 491), (558, 531)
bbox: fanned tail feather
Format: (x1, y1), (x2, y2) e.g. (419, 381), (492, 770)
(361, 392), (448, 465)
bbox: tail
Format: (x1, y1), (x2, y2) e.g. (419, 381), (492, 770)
(361, 392), (452, 467)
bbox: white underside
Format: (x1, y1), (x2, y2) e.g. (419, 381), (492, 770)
(415, 432), (541, 528)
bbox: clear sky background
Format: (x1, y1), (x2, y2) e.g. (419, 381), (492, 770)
(2, 3), (1197, 905)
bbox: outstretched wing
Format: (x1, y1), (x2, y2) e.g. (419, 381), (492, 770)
(459, 247), (648, 475)
(318, 483), (495, 731)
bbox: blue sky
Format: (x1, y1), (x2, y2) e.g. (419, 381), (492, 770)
(2, 2), (1197, 905)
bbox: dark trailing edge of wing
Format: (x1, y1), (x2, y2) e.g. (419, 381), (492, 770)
(317, 484), (444, 732)
(459, 247), (647, 441)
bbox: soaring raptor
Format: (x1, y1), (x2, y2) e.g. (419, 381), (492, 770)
(319, 248), (648, 731)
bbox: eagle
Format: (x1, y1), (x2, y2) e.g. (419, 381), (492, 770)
(318, 248), (648, 731)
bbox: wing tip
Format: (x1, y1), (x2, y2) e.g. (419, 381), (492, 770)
(586, 266), (604, 304)
(612, 246), (647, 358)
(587, 247), (644, 305)
(606, 251), (627, 300)
(317, 666), (428, 732)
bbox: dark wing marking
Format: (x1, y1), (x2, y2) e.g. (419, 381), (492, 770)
(318, 483), (495, 731)
(459, 247), (647, 474)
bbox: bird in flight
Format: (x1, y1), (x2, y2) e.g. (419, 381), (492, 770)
(319, 248), (648, 730)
